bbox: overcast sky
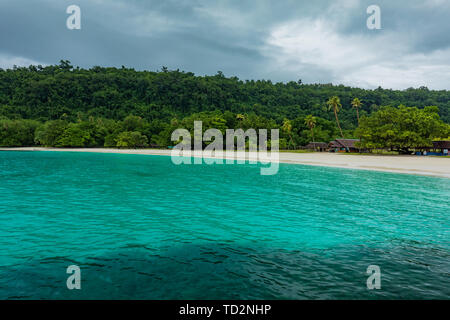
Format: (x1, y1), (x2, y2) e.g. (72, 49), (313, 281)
(1, 0), (449, 89)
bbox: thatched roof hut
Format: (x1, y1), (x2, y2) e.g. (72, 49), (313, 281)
(304, 142), (328, 151)
(329, 139), (360, 152)
(432, 141), (450, 150)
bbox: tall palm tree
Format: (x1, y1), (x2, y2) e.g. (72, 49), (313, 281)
(327, 96), (344, 138)
(351, 98), (362, 126)
(282, 119), (295, 150)
(304, 115), (317, 150)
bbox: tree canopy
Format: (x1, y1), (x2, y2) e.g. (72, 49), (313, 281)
(0, 61), (449, 150)
(356, 106), (450, 152)
(1, 61), (449, 125)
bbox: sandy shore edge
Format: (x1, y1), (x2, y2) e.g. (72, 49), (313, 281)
(1, 147), (449, 179)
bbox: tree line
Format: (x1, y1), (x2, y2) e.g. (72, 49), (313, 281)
(0, 112), (340, 149)
(0, 61), (449, 150)
(1, 106), (448, 151)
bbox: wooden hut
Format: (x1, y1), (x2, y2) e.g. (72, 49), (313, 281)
(304, 142), (328, 151)
(329, 139), (360, 153)
(432, 141), (450, 156)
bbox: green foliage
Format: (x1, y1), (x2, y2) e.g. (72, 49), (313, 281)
(351, 97), (362, 125)
(57, 123), (95, 147)
(292, 116), (338, 146)
(122, 115), (149, 133)
(1, 62), (449, 150)
(0, 63), (449, 126)
(34, 120), (68, 146)
(281, 119), (295, 149)
(355, 105), (450, 151)
(304, 115), (317, 129)
(34, 118), (115, 147)
(327, 96), (344, 137)
(116, 131), (149, 148)
(0, 119), (39, 146)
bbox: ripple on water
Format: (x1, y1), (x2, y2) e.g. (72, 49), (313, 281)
(0, 151), (449, 299)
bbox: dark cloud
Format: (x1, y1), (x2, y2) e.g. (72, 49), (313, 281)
(0, 0), (449, 89)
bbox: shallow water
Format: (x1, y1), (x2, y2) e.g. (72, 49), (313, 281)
(0, 151), (449, 299)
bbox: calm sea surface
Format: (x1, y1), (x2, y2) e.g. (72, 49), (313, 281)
(0, 151), (449, 299)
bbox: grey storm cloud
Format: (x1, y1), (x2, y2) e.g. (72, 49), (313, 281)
(0, 0), (449, 89)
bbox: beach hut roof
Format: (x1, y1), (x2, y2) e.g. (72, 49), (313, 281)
(305, 142), (328, 148)
(329, 139), (360, 148)
(433, 141), (450, 149)
(329, 141), (340, 148)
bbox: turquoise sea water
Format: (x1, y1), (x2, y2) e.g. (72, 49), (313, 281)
(0, 151), (449, 299)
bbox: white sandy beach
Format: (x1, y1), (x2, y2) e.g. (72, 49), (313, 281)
(1, 147), (450, 178)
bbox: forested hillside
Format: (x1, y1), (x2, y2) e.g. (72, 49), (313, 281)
(1, 61), (449, 126)
(0, 61), (449, 149)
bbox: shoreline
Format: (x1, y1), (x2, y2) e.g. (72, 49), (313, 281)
(1, 147), (450, 179)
